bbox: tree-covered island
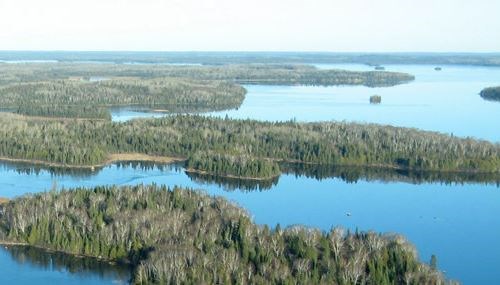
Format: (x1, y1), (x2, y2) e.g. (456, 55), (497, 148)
(0, 185), (453, 284)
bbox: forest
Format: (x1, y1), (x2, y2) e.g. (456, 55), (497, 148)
(0, 63), (414, 87)
(0, 63), (414, 119)
(0, 184), (453, 284)
(0, 78), (245, 119)
(480, 86), (500, 101)
(0, 114), (498, 178)
(186, 151), (281, 180)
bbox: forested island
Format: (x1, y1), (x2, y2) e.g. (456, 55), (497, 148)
(0, 63), (414, 119)
(0, 78), (245, 119)
(480, 86), (500, 101)
(0, 62), (414, 87)
(186, 151), (281, 180)
(0, 184), (451, 284)
(0, 114), (498, 179)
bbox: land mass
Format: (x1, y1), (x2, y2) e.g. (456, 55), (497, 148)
(480, 86), (500, 101)
(0, 77), (246, 119)
(0, 184), (451, 284)
(0, 113), (498, 179)
(0, 63), (413, 119)
(1, 51), (500, 66)
(0, 153), (184, 170)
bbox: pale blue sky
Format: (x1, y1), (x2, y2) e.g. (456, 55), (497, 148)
(0, 0), (499, 52)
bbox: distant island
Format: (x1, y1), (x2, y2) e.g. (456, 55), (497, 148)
(370, 95), (382, 104)
(0, 184), (450, 284)
(0, 63), (415, 119)
(435, 67), (442, 71)
(480, 86), (500, 101)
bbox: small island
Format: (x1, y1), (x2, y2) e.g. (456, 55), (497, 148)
(370, 95), (382, 104)
(435, 67), (442, 71)
(186, 151), (281, 180)
(374, 65), (386, 70)
(480, 86), (500, 101)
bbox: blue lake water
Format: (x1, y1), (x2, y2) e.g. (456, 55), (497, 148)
(1, 63), (500, 284)
(112, 64), (500, 142)
(0, 245), (130, 285)
(0, 162), (498, 284)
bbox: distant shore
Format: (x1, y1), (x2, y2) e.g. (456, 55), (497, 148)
(0, 153), (186, 170)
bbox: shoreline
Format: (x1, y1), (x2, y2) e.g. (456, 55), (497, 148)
(185, 168), (281, 181)
(0, 241), (129, 266)
(0, 154), (496, 176)
(0, 112), (108, 122)
(0, 153), (186, 170)
(278, 159), (500, 175)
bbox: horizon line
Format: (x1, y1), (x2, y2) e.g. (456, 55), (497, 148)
(1, 50), (500, 55)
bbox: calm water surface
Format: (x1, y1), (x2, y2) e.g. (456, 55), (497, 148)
(0, 245), (130, 285)
(0, 162), (498, 284)
(113, 64), (500, 142)
(1, 64), (500, 284)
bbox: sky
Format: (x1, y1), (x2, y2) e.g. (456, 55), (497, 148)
(0, 0), (499, 52)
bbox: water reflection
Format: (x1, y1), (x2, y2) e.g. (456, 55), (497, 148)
(0, 160), (499, 284)
(0, 160), (184, 179)
(2, 160), (498, 191)
(1, 245), (131, 284)
(280, 163), (500, 187)
(186, 171), (280, 191)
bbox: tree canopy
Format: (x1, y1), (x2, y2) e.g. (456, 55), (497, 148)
(0, 184), (453, 284)
(0, 114), (498, 177)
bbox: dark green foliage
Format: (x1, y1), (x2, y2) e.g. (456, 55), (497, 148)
(0, 185), (452, 284)
(0, 78), (245, 119)
(0, 114), (499, 174)
(185, 171), (280, 192)
(16, 104), (111, 120)
(186, 151), (281, 179)
(480, 86), (500, 102)
(430, 255), (438, 270)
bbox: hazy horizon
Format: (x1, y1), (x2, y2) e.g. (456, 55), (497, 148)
(1, 0), (499, 52)
(1, 51), (500, 54)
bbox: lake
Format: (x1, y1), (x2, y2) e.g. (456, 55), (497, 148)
(112, 64), (500, 142)
(1, 63), (500, 284)
(0, 245), (130, 285)
(0, 161), (498, 284)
